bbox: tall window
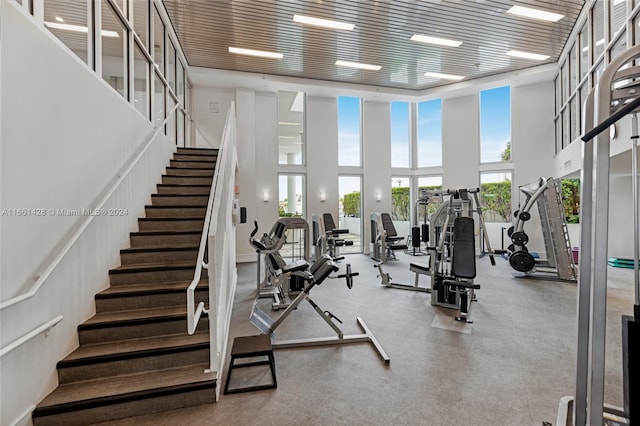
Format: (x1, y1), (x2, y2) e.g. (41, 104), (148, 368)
(167, 40), (176, 93)
(338, 176), (362, 253)
(391, 177), (411, 240)
(133, 0), (149, 50)
(101, 1), (128, 99)
(278, 174), (305, 218)
(391, 102), (410, 168)
(133, 43), (149, 119)
(480, 172), (512, 223)
(153, 72), (165, 130)
(278, 91), (305, 165)
(338, 97), (361, 167)
(153, 6), (165, 75)
(417, 99), (442, 167)
(480, 86), (511, 163)
(44, 0), (89, 64)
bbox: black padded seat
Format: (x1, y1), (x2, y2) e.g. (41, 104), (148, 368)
(410, 262), (430, 274)
(380, 213), (408, 250)
(281, 259), (309, 274)
(443, 279), (481, 290)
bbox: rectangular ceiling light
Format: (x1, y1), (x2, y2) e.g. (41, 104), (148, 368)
(293, 14), (355, 31)
(410, 34), (463, 47)
(335, 60), (381, 71)
(506, 5), (564, 22)
(45, 22), (119, 38)
(506, 50), (550, 61)
(228, 47), (283, 59)
(278, 121), (301, 126)
(424, 71), (464, 81)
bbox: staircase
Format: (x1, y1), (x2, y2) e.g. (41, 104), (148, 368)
(32, 147), (219, 426)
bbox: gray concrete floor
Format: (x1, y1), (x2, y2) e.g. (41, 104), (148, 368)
(107, 252), (635, 426)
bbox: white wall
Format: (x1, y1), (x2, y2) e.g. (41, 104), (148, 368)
(306, 96), (339, 228)
(510, 81), (556, 255)
(192, 87), (235, 148)
(363, 101), (392, 251)
(442, 94), (480, 189)
(0, 4), (175, 425)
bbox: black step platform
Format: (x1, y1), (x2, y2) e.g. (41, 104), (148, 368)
(223, 335), (277, 395)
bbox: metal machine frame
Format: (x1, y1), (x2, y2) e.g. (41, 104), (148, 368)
(250, 255), (390, 365)
(558, 44), (640, 426)
(253, 218), (309, 310)
(375, 188), (495, 323)
(507, 177), (577, 282)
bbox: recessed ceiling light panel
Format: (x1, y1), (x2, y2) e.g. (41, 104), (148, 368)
(335, 60), (382, 71)
(410, 34), (463, 47)
(506, 50), (550, 61)
(228, 47), (283, 59)
(506, 5), (564, 22)
(424, 71), (464, 81)
(45, 22), (119, 37)
(293, 14), (355, 31)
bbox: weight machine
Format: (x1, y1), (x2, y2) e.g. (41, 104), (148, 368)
(404, 191), (437, 256)
(507, 177), (577, 282)
(556, 44), (640, 426)
(311, 213), (354, 261)
(375, 188), (495, 323)
(250, 218), (309, 310)
(370, 212), (409, 262)
(249, 223), (390, 364)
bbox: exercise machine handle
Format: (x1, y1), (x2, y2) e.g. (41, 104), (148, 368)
(250, 220), (259, 238)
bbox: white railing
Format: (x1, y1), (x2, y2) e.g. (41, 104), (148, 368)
(0, 104), (181, 312)
(186, 103), (237, 401)
(0, 315), (63, 358)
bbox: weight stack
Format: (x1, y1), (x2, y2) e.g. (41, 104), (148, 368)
(622, 315), (639, 424)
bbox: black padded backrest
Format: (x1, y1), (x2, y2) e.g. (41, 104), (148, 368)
(451, 217), (476, 279)
(370, 218), (378, 243)
(310, 254), (332, 276)
(312, 260), (339, 284)
(323, 213), (337, 232)
(312, 219), (320, 247)
(381, 213), (398, 237)
(274, 222), (286, 238)
(268, 252), (287, 271)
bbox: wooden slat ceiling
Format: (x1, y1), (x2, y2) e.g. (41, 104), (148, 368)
(163, 0), (584, 91)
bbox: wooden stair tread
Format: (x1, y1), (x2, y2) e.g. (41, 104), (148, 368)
(81, 305), (190, 326)
(139, 217), (204, 221)
(130, 230), (202, 236)
(60, 333), (209, 365)
(34, 364), (214, 413)
(120, 244), (200, 253)
(109, 261), (199, 274)
(166, 166), (215, 171)
(145, 204), (207, 208)
(156, 184), (211, 188)
(97, 280), (207, 297)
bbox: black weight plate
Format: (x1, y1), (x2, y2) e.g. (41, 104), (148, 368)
(519, 211), (531, 221)
(513, 209), (520, 218)
(507, 226), (514, 237)
(508, 243), (515, 252)
(509, 251), (536, 272)
(511, 231), (529, 246)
